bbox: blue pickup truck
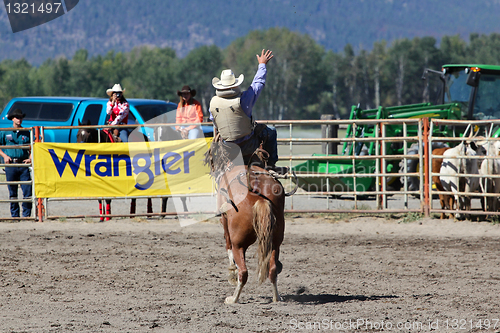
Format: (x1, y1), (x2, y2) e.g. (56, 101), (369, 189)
(0, 97), (178, 143)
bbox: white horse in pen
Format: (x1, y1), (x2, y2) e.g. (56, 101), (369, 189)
(479, 136), (500, 214)
(440, 127), (486, 220)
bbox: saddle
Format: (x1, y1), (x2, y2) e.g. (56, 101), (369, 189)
(204, 133), (289, 187)
(102, 129), (122, 143)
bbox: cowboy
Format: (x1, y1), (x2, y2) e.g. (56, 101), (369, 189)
(209, 49), (284, 172)
(0, 109), (32, 218)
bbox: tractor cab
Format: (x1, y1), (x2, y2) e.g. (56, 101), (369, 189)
(442, 64), (500, 123)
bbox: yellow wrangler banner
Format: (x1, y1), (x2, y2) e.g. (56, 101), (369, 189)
(33, 138), (214, 198)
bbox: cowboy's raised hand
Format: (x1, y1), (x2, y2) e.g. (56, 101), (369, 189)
(257, 49), (274, 64)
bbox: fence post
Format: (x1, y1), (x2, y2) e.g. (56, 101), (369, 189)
(321, 114), (338, 154)
(34, 126), (44, 222)
(423, 118), (430, 217)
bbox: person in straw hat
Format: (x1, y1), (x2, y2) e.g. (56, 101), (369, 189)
(106, 83), (130, 142)
(209, 49), (283, 172)
(175, 85), (204, 139)
(0, 108), (32, 218)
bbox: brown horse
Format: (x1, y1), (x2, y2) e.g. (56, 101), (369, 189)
(216, 161), (288, 304)
(76, 120), (153, 220)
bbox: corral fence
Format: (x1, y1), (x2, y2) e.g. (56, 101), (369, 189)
(429, 119), (500, 218)
(1, 119), (498, 221)
(0, 126), (36, 221)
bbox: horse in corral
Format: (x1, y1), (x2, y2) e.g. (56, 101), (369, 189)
(205, 137), (297, 303)
(76, 120), (153, 221)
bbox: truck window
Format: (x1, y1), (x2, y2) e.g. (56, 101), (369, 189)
(39, 103), (74, 121)
(82, 104), (103, 125)
(8, 102), (41, 119)
(9, 102), (74, 121)
(128, 112), (136, 125)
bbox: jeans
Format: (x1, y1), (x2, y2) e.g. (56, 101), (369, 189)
(236, 124), (278, 166)
(258, 125), (278, 166)
(5, 165), (32, 217)
(118, 128), (130, 142)
(179, 126), (204, 139)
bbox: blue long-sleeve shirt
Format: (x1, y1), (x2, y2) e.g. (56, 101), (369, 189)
(209, 64), (267, 143)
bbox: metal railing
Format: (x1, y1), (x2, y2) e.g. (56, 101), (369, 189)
(0, 126), (36, 221)
(5, 118), (499, 221)
(260, 119), (424, 214)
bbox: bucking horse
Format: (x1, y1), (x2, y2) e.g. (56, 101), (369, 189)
(205, 135), (297, 303)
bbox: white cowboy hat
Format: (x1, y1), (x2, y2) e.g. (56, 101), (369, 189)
(106, 83), (126, 96)
(212, 69), (244, 89)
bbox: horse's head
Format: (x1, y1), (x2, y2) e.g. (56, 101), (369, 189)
(77, 119), (96, 143)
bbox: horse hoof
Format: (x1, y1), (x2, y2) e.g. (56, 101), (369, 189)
(273, 295), (282, 302)
(99, 217), (104, 222)
(225, 296), (237, 304)
(105, 217), (111, 221)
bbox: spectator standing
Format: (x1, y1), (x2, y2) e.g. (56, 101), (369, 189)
(0, 109), (32, 218)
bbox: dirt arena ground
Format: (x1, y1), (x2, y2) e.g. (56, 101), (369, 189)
(1, 214), (500, 332)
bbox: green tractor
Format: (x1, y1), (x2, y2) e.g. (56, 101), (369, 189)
(292, 64), (500, 193)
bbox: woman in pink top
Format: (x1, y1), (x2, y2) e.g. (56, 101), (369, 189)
(175, 85), (204, 139)
(106, 84), (130, 142)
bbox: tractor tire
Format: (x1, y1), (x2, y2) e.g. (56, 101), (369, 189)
(399, 142), (448, 191)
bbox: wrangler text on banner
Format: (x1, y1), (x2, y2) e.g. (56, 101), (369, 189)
(33, 138), (213, 198)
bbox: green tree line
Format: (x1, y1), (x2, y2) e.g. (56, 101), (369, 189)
(2, 28), (500, 120)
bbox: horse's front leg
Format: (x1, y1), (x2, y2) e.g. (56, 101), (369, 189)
(161, 198), (167, 212)
(221, 214), (237, 285)
(225, 247), (248, 304)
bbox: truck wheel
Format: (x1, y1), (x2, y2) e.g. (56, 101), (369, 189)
(399, 142), (448, 191)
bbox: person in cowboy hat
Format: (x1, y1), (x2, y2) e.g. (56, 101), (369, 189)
(106, 83), (130, 142)
(175, 85), (204, 139)
(0, 108), (32, 218)
(209, 49), (283, 172)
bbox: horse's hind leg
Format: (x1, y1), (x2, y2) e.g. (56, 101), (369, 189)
(225, 247), (248, 304)
(269, 249), (282, 302)
(130, 198), (136, 215)
(147, 198), (153, 214)
(161, 197), (167, 216)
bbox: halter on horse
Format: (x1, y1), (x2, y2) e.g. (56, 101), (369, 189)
(205, 136), (297, 303)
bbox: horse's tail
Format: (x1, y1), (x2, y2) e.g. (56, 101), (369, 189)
(252, 199), (275, 285)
